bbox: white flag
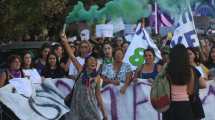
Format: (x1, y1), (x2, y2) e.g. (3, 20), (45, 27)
(123, 23), (162, 70)
(170, 6), (200, 48)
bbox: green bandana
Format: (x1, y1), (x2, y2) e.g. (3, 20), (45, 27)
(103, 58), (114, 64)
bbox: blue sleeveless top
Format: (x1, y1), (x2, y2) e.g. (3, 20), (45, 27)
(140, 64), (158, 80)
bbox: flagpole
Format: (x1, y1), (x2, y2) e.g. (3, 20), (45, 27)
(186, 0), (198, 35)
(155, 0), (158, 34)
(63, 23), (67, 34)
(188, 0), (200, 47)
(188, 3), (196, 30)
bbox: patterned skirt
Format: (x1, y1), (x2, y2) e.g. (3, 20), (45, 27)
(65, 79), (101, 120)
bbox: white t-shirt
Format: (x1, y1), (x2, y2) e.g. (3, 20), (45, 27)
(68, 57), (85, 76)
(22, 69), (42, 84)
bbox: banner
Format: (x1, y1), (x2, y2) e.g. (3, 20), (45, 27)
(171, 6), (200, 48)
(96, 24), (114, 38)
(1, 78), (215, 120)
(123, 23), (162, 70)
(0, 78), (72, 120)
(109, 18), (125, 33)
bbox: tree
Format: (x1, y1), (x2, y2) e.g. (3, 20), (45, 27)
(0, 0), (107, 41)
(0, 0), (66, 41)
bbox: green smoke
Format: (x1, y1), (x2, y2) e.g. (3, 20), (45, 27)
(66, 0), (204, 24)
(118, 0), (150, 23)
(66, 0), (151, 24)
(66, 2), (91, 23)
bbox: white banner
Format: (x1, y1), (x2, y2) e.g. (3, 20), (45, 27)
(109, 18), (125, 33)
(1, 78), (215, 120)
(96, 24), (114, 38)
(171, 7), (200, 48)
(0, 78), (72, 120)
(123, 23), (162, 70)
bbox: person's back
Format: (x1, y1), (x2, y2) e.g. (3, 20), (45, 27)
(163, 44), (194, 120)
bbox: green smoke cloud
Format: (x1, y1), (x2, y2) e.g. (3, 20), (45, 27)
(66, 0), (204, 24)
(66, 0), (151, 24)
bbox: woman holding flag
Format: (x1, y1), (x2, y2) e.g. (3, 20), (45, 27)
(120, 48), (160, 94)
(137, 48), (160, 81)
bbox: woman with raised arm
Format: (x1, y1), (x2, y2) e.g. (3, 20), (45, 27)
(61, 33), (107, 120)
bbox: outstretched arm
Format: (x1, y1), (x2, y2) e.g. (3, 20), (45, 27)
(120, 72), (132, 95)
(60, 33), (82, 73)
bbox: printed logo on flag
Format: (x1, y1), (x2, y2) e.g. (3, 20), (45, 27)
(171, 8), (200, 48)
(129, 48), (145, 66)
(123, 23), (161, 70)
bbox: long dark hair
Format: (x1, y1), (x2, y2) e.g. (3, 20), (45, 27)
(22, 50), (34, 69)
(102, 42), (113, 58)
(208, 46), (215, 64)
(39, 43), (50, 58)
(44, 52), (61, 70)
(144, 47), (155, 57)
(187, 47), (199, 65)
(167, 44), (191, 85)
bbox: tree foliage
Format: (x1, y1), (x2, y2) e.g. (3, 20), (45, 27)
(0, 0), (66, 40)
(0, 0), (107, 41)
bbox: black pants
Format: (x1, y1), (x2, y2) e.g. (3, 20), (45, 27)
(163, 101), (194, 120)
(190, 96), (205, 119)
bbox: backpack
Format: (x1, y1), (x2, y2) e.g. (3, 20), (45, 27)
(150, 65), (171, 112)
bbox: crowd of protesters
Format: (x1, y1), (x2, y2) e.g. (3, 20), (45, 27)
(0, 20), (215, 120)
